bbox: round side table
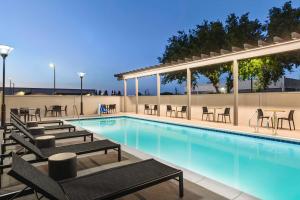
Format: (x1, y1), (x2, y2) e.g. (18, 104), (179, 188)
(48, 152), (77, 181)
(29, 127), (45, 136)
(35, 135), (55, 148)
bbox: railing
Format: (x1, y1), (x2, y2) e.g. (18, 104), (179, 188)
(73, 105), (80, 120)
(248, 110), (259, 132)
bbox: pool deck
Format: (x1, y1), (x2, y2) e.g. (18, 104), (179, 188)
(0, 124), (229, 200)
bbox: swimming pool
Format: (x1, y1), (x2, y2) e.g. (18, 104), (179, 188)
(69, 117), (300, 200)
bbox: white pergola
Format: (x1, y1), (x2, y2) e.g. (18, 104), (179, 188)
(115, 33), (300, 125)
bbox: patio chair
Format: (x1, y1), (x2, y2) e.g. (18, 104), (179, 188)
(217, 108), (231, 123)
(166, 105), (175, 117)
(144, 104), (151, 114)
(202, 106), (213, 121)
(150, 105), (158, 115)
(2, 119), (94, 153)
(19, 108), (29, 122)
(177, 106), (187, 118)
(8, 154), (183, 200)
(277, 110), (295, 130)
(257, 108), (273, 127)
(10, 108), (19, 116)
(61, 105), (68, 116)
(44, 105), (53, 117)
(29, 108), (41, 121)
(11, 112), (75, 132)
(0, 132), (121, 170)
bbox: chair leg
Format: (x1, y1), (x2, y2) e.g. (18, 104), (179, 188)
(289, 120), (291, 131)
(261, 118), (263, 127)
(293, 120), (296, 130)
(229, 115), (231, 123)
(281, 119), (283, 128)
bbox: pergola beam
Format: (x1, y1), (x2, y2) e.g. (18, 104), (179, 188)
(120, 39), (300, 79)
(187, 68), (192, 120)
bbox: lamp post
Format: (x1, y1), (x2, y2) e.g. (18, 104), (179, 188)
(49, 63), (56, 94)
(0, 45), (13, 128)
(78, 72), (85, 115)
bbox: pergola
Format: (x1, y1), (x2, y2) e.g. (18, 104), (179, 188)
(115, 32), (300, 126)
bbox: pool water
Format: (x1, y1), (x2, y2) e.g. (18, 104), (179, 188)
(70, 117), (300, 200)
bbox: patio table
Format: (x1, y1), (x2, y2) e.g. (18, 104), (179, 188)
(264, 109), (285, 135)
(19, 107), (37, 122)
(208, 107), (223, 122)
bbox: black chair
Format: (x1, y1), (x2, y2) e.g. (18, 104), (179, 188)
(150, 105), (158, 115)
(166, 105), (175, 117)
(144, 104), (151, 114)
(10, 108), (19, 116)
(217, 108), (231, 123)
(202, 106), (213, 121)
(19, 108), (29, 122)
(257, 108), (272, 127)
(61, 105), (68, 116)
(44, 105), (53, 117)
(29, 108), (41, 121)
(177, 106), (187, 118)
(7, 154), (183, 200)
(277, 110), (295, 130)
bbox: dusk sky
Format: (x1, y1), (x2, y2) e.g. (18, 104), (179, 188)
(2, 0), (300, 95)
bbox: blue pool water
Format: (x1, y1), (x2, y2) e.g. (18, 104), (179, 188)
(69, 117), (300, 200)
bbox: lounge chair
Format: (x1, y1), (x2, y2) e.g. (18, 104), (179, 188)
(0, 132), (121, 170)
(11, 112), (75, 132)
(277, 110), (295, 130)
(11, 111), (63, 125)
(2, 119), (94, 153)
(7, 154), (183, 200)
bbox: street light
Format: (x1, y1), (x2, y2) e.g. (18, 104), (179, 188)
(8, 77), (12, 95)
(49, 63), (56, 94)
(0, 44), (14, 128)
(78, 72), (85, 115)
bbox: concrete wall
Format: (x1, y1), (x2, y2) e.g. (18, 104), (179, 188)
(125, 92), (300, 126)
(6, 92), (300, 127)
(6, 95), (123, 117)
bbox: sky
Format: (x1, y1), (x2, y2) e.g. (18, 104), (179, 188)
(2, 0), (300, 95)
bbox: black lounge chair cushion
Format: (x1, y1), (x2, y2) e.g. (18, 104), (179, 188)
(60, 159), (181, 200)
(11, 119), (91, 141)
(42, 124), (75, 131)
(40, 140), (119, 157)
(10, 132), (119, 159)
(9, 154), (182, 200)
(37, 120), (63, 125)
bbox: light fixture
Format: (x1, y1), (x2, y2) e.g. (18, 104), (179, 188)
(0, 44), (13, 128)
(0, 45), (14, 57)
(77, 72), (86, 78)
(49, 63), (56, 94)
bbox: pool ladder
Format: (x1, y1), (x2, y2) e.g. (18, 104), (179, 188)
(249, 110), (259, 132)
(73, 105), (80, 120)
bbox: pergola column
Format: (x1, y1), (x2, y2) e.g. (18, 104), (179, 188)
(156, 73), (161, 116)
(123, 79), (127, 112)
(233, 60), (239, 126)
(186, 68), (191, 120)
(135, 77), (139, 114)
